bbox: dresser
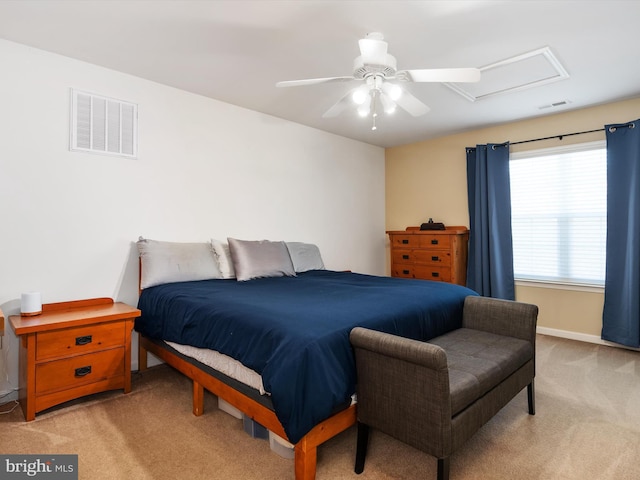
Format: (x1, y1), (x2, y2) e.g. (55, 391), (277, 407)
(386, 226), (469, 286)
(9, 297), (140, 421)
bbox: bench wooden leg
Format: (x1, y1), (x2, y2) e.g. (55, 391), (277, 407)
(437, 457), (450, 480)
(354, 421), (369, 474)
(527, 380), (535, 415)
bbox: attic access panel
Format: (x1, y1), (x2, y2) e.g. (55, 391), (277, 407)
(444, 46), (569, 102)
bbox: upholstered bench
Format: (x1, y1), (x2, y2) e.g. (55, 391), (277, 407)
(350, 295), (538, 480)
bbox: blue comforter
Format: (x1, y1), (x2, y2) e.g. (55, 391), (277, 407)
(135, 270), (476, 443)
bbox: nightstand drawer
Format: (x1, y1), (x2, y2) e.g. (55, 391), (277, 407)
(36, 321), (125, 361)
(36, 347), (125, 395)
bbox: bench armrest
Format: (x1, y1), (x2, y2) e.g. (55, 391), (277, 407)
(462, 296), (538, 345)
(350, 327), (453, 456)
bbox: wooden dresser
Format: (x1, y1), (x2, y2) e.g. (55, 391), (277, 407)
(9, 297), (140, 421)
(386, 226), (469, 286)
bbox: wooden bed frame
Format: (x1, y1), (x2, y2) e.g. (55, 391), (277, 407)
(138, 335), (356, 480)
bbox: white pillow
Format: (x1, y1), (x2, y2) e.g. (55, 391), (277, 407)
(286, 242), (325, 272)
(227, 238), (296, 282)
(211, 239), (236, 279)
(137, 237), (222, 289)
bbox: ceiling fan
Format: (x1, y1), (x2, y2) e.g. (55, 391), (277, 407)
(276, 32), (481, 129)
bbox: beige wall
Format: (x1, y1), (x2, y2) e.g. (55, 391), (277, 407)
(386, 96), (640, 339)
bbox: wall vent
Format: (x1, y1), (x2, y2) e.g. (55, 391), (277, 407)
(70, 89), (137, 158)
(538, 100), (571, 110)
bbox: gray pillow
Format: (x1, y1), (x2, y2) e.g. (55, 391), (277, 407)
(210, 239), (236, 279)
(137, 237), (222, 288)
(286, 242), (325, 272)
(227, 238), (296, 282)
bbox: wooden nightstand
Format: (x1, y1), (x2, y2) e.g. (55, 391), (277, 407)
(9, 297), (141, 421)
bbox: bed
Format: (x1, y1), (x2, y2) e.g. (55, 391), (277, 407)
(135, 238), (476, 480)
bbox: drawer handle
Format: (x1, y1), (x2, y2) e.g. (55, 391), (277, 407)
(431, 272), (440, 278)
(401, 239), (409, 244)
(402, 255), (410, 260)
(432, 256), (439, 261)
(402, 270), (410, 275)
(75, 335), (93, 346)
(431, 239), (439, 245)
(75, 366), (92, 377)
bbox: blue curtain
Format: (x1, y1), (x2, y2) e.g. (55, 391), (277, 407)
(602, 120), (640, 347)
(466, 143), (515, 300)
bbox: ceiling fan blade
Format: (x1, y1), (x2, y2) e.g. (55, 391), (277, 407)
(276, 76), (355, 88)
(322, 89), (357, 118)
(358, 32), (388, 64)
(381, 83), (430, 116)
(398, 68), (481, 83)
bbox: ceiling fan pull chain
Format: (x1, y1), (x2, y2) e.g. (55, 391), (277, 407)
(371, 89), (378, 130)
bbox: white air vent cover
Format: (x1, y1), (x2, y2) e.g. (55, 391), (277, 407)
(70, 89), (137, 158)
(444, 47), (569, 102)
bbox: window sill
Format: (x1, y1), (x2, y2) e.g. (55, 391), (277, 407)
(515, 279), (604, 293)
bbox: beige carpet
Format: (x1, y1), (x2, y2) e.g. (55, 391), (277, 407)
(2, 334), (640, 479)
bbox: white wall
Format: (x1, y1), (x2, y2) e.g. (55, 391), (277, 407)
(0, 39), (385, 401)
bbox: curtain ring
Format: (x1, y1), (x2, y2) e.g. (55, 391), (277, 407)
(609, 126), (617, 133)
(491, 145), (496, 150)
(631, 123), (636, 129)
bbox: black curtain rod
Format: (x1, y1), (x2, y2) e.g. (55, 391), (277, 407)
(510, 127), (604, 146)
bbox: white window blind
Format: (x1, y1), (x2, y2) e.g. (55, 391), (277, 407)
(510, 141), (606, 286)
(70, 89), (137, 158)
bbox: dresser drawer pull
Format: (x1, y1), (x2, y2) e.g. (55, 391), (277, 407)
(402, 255), (410, 260)
(431, 272), (440, 278)
(431, 239), (439, 245)
(402, 270), (410, 275)
(402, 239), (409, 244)
(74, 366), (92, 377)
(75, 335), (93, 346)
(432, 256), (439, 261)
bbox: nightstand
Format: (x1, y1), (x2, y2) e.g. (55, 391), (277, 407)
(9, 297), (141, 421)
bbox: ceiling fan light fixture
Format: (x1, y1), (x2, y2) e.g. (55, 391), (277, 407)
(387, 84), (402, 101)
(357, 97), (371, 117)
(352, 86), (368, 105)
(380, 93), (397, 114)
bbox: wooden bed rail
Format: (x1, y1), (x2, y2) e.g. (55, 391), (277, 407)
(138, 335), (356, 480)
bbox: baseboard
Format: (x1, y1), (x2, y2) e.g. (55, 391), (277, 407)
(536, 326), (604, 344)
(537, 326), (640, 351)
(0, 389), (18, 404)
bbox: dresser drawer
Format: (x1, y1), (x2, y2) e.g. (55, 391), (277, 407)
(36, 347), (125, 395)
(391, 265), (452, 282)
(412, 250), (451, 266)
(36, 321), (125, 361)
(390, 235), (421, 248)
(392, 250), (414, 264)
(413, 266), (452, 282)
(418, 235), (451, 249)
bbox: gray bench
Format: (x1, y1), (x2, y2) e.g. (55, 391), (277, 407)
(350, 295), (538, 480)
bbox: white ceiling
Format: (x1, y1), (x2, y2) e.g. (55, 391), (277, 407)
(1, 0), (639, 148)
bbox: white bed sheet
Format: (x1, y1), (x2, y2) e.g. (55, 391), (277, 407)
(165, 341), (267, 395)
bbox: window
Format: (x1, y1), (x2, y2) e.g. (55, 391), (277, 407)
(510, 141), (606, 287)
